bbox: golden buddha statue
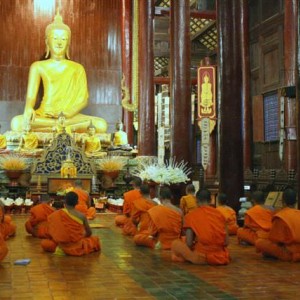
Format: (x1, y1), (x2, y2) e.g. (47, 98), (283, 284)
(61, 147), (77, 178)
(0, 125), (7, 151)
(10, 10), (107, 134)
(200, 73), (213, 114)
(82, 121), (105, 157)
(16, 122), (43, 155)
(112, 121), (128, 147)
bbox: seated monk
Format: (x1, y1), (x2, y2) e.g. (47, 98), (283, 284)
(15, 122), (43, 155)
(115, 177), (142, 227)
(73, 179), (96, 220)
(25, 197), (55, 238)
(122, 184), (157, 236)
(237, 191), (274, 245)
(0, 233), (8, 262)
(134, 186), (182, 250)
(82, 121), (104, 158)
(171, 189), (230, 265)
(216, 193), (239, 235)
(112, 121), (128, 147)
(41, 191), (100, 256)
(256, 189), (300, 262)
(10, 10), (107, 134)
(179, 184), (197, 215)
(0, 202), (16, 240)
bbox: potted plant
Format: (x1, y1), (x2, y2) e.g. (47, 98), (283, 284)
(0, 154), (28, 186)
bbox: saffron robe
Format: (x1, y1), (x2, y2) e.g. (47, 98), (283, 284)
(122, 197), (156, 236)
(134, 205), (182, 250)
(0, 233), (8, 262)
(237, 205), (273, 245)
(180, 194), (197, 215)
(255, 207), (300, 262)
(115, 189), (141, 226)
(216, 205), (239, 235)
(41, 208), (100, 256)
(74, 188), (96, 220)
(25, 203), (55, 238)
(172, 206), (230, 265)
(0, 207), (16, 240)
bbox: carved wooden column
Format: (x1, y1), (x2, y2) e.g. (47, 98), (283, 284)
(121, 0), (133, 145)
(137, 0), (156, 156)
(241, 0), (251, 170)
(284, 0), (297, 172)
(169, 0), (192, 163)
(217, 0), (244, 211)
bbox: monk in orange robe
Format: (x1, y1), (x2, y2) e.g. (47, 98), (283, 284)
(216, 193), (239, 235)
(73, 179), (96, 220)
(180, 184), (197, 215)
(256, 189), (300, 262)
(172, 189), (230, 265)
(122, 184), (157, 236)
(0, 203), (16, 240)
(0, 233), (8, 262)
(41, 192), (100, 256)
(25, 200), (55, 238)
(134, 186), (182, 250)
(115, 177), (142, 227)
(237, 191), (274, 245)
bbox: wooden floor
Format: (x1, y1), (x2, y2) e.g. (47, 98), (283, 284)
(1, 213), (300, 300)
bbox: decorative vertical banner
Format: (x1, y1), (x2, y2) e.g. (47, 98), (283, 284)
(197, 66), (216, 170)
(157, 127), (165, 166)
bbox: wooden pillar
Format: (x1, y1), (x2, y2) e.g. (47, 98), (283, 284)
(241, 0), (251, 170)
(284, 0), (297, 172)
(217, 0), (244, 211)
(121, 0), (134, 145)
(138, 0), (156, 156)
(169, 0), (192, 163)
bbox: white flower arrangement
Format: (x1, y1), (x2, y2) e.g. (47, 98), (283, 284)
(132, 158), (192, 185)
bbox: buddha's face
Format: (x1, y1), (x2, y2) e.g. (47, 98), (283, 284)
(88, 127), (96, 136)
(47, 29), (69, 57)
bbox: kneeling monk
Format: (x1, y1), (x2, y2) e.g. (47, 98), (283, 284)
(256, 189), (300, 262)
(25, 199), (55, 238)
(0, 203), (16, 240)
(41, 192), (100, 256)
(172, 189), (230, 265)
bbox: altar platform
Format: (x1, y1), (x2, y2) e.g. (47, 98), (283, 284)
(1, 214), (299, 299)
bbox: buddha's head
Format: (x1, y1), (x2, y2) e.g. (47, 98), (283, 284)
(87, 121), (96, 136)
(45, 10), (71, 59)
(116, 121), (124, 131)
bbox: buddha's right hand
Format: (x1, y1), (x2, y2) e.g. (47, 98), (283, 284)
(24, 108), (36, 123)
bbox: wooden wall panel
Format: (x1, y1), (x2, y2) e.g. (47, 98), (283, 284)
(0, 0), (122, 106)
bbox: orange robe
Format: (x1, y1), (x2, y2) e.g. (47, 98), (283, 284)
(25, 203), (55, 238)
(172, 206), (230, 265)
(115, 189), (141, 226)
(74, 188), (96, 220)
(237, 205), (273, 245)
(216, 205), (239, 235)
(41, 208), (100, 256)
(0, 207), (16, 240)
(122, 197), (156, 236)
(134, 205), (182, 250)
(0, 233), (8, 262)
(180, 194), (197, 215)
(255, 207), (300, 262)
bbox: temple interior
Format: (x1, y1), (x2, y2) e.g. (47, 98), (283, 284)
(1, 0), (300, 299)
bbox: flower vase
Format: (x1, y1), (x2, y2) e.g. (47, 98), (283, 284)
(146, 180), (159, 199)
(5, 170), (23, 186)
(103, 170), (120, 188)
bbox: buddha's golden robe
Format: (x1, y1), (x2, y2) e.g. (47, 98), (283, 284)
(22, 132), (39, 150)
(0, 135), (7, 149)
(35, 60), (88, 118)
(84, 136), (102, 157)
(113, 130), (128, 146)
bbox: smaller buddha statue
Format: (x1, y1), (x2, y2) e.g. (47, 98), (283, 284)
(82, 121), (105, 157)
(16, 122), (42, 155)
(60, 147), (77, 178)
(0, 125), (7, 152)
(112, 121), (129, 147)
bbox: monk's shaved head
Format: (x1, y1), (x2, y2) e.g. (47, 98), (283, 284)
(65, 191), (78, 207)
